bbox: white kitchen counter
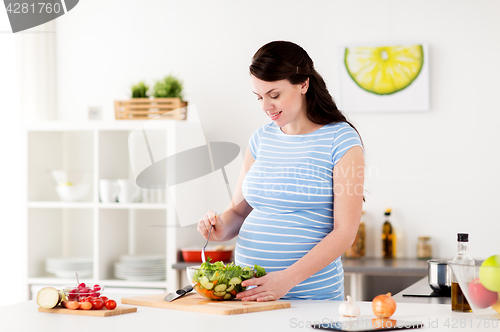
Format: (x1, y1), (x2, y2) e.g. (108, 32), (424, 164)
(2, 293), (499, 332)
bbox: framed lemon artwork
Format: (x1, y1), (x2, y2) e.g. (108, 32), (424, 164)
(340, 44), (429, 112)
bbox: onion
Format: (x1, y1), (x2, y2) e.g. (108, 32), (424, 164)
(372, 292), (397, 318)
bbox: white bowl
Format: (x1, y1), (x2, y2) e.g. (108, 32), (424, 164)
(55, 184), (90, 201)
(186, 265), (200, 284)
(48, 170), (92, 201)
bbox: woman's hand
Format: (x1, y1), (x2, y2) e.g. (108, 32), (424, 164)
(236, 270), (294, 302)
(197, 210), (229, 242)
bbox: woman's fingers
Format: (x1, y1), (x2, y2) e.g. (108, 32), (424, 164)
(241, 276), (265, 287)
(256, 295), (276, 302)
(208, 210), (218, 225)
(240, 292), (276, 302)
(197, 210), (219, 239)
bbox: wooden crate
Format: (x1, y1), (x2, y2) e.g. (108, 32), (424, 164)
(115, 98), (187, 120)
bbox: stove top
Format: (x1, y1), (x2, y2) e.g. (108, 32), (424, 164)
(403, 290), (450, 298)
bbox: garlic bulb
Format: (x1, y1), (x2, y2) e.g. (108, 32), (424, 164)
(339, 295), (360, 317)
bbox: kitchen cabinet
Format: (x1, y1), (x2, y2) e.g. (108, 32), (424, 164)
(343, 258), (427, 301)
(24, 121), (210, 298)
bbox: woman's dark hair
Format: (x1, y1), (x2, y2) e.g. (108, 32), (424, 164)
(250, 41), (360, 134)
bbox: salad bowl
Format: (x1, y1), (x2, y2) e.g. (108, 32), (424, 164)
(187, 261), (265, 301)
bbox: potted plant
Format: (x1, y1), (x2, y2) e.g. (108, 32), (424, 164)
(152, 75), (184, 100)
(115, 76), (187, 120)
(131, 81), (150, 98)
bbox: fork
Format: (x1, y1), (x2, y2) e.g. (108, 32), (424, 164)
(201, 213), (216, 263)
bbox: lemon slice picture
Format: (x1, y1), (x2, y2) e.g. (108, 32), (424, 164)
(344, 45), (424, 95)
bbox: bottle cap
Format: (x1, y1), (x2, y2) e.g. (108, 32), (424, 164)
(418, 236), (430, 241)
(457, 233), (469, 242)
(384, 208), (391, 216)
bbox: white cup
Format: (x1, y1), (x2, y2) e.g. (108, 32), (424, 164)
(117, 179), (141, 203)
(99, 179), (119, 203)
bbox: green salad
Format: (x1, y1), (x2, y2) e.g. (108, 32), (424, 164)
(191, 261), (266, 300)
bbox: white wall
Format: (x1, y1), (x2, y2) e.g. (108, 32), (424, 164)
(3, 0), (500, 306)
(0, 11), (27, 306)
(55, 0), (500, 260)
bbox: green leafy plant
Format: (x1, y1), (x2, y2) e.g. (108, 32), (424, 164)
(152, 75), (184, 99)
(131, 81), (149, 98)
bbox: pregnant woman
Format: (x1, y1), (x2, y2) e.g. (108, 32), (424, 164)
(197, 41), (364, 301)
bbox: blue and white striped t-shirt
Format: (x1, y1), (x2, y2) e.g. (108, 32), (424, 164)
(235, 121), (363, 300)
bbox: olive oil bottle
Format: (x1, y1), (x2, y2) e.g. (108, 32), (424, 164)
(451, 233), (473, 312)
(382, 208), (395, 259)
(345, 211), (366, 258)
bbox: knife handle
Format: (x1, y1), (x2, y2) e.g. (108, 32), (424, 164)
(182, 284), (194, 293)
(177, 284), (193, 295)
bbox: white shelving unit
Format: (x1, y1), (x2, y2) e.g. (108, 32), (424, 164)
(25, 121), (210, 298)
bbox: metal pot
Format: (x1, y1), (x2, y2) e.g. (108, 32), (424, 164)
(427, 259), (452, 295)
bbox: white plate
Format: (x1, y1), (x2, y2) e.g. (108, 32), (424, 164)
(115, 269), (166, 275)
(53, 271), (93, 278)
(46, 264), (93, 269)
(114, 274), (166, 281)
(119, 255), (165, 263)
(46, 257), (93, 263)
(115, 263), (165, 270)
(115, 270), (165, 275)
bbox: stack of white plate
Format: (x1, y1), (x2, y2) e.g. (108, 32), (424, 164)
(114, 255), (166, 281)
(46, 257), (93, 278)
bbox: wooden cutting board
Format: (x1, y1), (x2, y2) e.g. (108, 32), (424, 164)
(38, 306), (137, 317)
(121, 293), (291, 315)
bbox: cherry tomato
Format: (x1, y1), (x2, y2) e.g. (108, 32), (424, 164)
(100, 296), (109, 303)
(91, 299), (104, 310)
(105, 300), (117, 310)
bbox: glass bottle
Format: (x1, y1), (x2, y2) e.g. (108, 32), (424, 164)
(417, 236), (432, 259)
(345, 212), (366, 258)
(382, 208), (395, 259)
(451, 233), (474, 312)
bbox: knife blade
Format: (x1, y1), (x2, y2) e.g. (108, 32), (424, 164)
(164, 284), (194, 302)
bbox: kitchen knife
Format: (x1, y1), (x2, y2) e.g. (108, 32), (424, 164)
(164, 284), (194, 302)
